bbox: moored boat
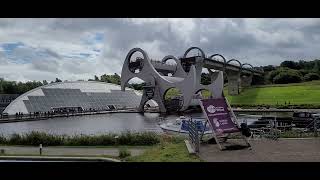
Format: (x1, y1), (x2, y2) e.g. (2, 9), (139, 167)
(160, 116), (212, 134)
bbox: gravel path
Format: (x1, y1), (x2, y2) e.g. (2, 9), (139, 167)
(0, 146), (146, 157)
(199, 138), (320, 162)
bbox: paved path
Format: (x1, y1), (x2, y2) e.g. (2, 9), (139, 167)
(0, 146), (146, 157)
(199, 138), (320, 162)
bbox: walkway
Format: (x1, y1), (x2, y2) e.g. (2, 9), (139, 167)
(0, 146), (146, 157)
(199, 138), (320, 162)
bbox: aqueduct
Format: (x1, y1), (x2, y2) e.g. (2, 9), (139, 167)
(121, 47), (264, 113)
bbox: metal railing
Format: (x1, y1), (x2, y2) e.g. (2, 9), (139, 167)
(187, 119), (200, 152)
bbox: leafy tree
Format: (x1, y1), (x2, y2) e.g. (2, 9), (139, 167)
(129, 83), (146, 90)
(304, 73), (320, 81)
(55, 78), (62, 82)
(280, 61), (299, 69)
(94, 75), (99, 81)
(273, 70), (302, 84)
(100, 73), (121, 85)
(0, 78), (43, 94)
(262, 65), (276, 72)
(201, 73), (211, 85)
(298, 69), (310, 76)
(252, 75), (265, 85)
(312, 60), (320, 73)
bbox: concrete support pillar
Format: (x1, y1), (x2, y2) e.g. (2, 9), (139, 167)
(226, 70), (240, 95)
(138, 86), (166, 113)
(240, 75), (253, 88)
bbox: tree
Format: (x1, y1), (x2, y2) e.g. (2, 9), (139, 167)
(129, 82), (146, 90)
(252, 75), (265, 85)
(201, 73), (211, 85)
(298, 69), (310, 76)
(55, 78), (62, 82)
(273, 70), (302, 84)
(94, 75), (99, 81)
(100, 73), (121, 85)
(262, 65), (276, 72)
(312, 60), (320, 73)
(304, 73), (320, 81)
(43, 80), (48, 85)
(0, 78), (43, 94)
(280, 61), (299, 69)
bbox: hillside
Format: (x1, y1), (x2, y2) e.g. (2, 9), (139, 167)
(225, 80), (320, 107)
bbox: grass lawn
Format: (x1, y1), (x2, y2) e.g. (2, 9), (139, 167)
(126, 136), (202, 162)
(225, 80), (320, 105)
(164, 81), (320, 106)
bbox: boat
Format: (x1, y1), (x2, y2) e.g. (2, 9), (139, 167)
(159, 116), (212, 134)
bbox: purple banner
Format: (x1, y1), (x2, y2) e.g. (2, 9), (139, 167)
(200, 98), (239, 135)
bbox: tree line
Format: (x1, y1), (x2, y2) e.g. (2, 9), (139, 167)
(0, 78), (63, 94)
(0, 73), (137, 94)
(262, 59), (320, 84)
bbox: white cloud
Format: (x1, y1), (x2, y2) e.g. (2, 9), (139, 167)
(0, 18), (320, 82)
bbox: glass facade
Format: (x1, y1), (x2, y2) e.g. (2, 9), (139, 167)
(4, 81), (154, 114)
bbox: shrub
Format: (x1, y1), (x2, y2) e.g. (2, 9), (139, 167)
(273, 70), (302, 84)
(0, 135), (7, 144)
(119, 148), (131, 158)
(268, 67), (303, 84)
(2, 131), (160, 146)
(304, 73), (320, 81)
(117, 132), (160, 146)
(299, 69), (310, 76)
(8, 133), (23, 145)
(21, 131), (65, 146)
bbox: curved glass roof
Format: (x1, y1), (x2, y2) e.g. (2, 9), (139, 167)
(4, 81), (156, 114)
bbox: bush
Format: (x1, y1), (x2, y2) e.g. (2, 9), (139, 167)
(304, 73), (320, 81)
(8, 133), (23, 145)
(2, 131), (160, 146)
(273, 70), (302, 84)
(119, 148), (131, 158)
(0, 135), (7, 144)
(299, 69), (310, 76)
(24, 132), (65, 146)
(267, 67), (303, 84)
(117, 132), (160, 146)
(0, 149), (5, 155)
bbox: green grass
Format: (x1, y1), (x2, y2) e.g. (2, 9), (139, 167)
(225, 80), (320, 106)
(279, 130), (316, 138)
(126, 141), (202, 162)
(164, 80), (320, 107)
(0, 134), (202, 162)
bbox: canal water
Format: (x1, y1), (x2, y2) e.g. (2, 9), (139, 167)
(0, 113), (259, 136)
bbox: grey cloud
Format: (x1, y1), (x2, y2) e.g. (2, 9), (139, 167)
(1, 18), (320, 82)
(43, 48), (62, 59)
(31, 58), (60, 73)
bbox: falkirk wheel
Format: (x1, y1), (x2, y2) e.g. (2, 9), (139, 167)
(120, 47), (262, 113)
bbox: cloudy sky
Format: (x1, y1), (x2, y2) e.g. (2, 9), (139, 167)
(0, 18), (320, 82)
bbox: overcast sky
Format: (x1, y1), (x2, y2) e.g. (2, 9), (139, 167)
(0, 18), (320, 82)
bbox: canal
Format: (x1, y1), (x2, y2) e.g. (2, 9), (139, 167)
(0, 112), (262, 136)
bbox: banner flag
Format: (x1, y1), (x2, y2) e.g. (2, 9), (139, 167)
(200, 98), (239, 135)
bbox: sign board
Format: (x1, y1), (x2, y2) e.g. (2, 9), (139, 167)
(200, 98), (239, 135)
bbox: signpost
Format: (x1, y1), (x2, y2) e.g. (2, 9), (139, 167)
(199, 96), (251, 150)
